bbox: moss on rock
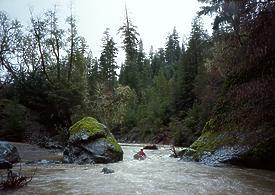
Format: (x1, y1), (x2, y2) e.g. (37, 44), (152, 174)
(191, 131), (219, 152)
(65, 117), (123, 164)
(69, 117), (107, 138)
(191, 118), (237, 160)
(105, 135), (123, 154)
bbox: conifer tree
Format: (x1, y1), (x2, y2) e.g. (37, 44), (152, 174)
(175, 17), (208, 112)
(165, 27), (181, 65)
(163, 27), (182, 80)
(118, 6), (139, 91)
(99, 28), (118, 88)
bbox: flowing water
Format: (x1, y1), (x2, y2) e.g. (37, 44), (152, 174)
(7, 144), (275, 195)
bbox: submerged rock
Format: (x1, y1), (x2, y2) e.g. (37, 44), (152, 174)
(25, 160), (62, 165)
(169, 147), (196, 159)
(63, 117), (123, 164)
(0, 160), (12, 169)
(143, 144), (158, 150)
(0, 141), (20, 163)
(177, 148), (196, 158)
(101, 167), (114, 174)
(38, 138), (63, 150)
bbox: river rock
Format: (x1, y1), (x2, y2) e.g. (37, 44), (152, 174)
(101, 167), (114, 174)
(0, 160), (12, 169)
(177, 148), (196, 158)
(198, 146), (249, 167)
(143, 144), (158, 150)
(38, 137), (63, 150)
(63, 117), (123, 164)
(25, 160), (62, 165)
(0, 141), (20, 163)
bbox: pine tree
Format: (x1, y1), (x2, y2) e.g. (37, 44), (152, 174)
(136, 39), (151, 93)
(164, 27), (182, 79)
(151, 48), (166, 78)
(165, 27), (181, 65)
(99, 28), (118, 88)
(175, 17), (208, 113)
(118, 6), (139, 91)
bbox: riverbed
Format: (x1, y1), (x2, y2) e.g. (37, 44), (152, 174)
(8, 144), (275, 194)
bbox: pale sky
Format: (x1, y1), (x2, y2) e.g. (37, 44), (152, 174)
(0, 0), (212, 64)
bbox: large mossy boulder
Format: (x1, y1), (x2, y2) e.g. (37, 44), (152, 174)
(190, 123), (275, 170)
(0, 141), (20, 164)
(63, 117), (123, 164)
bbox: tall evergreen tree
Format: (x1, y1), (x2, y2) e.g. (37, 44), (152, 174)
(99, 28), (118, 88)
(164, 27), (182, 79)
(151, 48), (166, 78)
(175, 17), (208, 113)
(165, 27), (181, 65)
(137, 39), (145, 72)
(136, 39), (152, 93)
(118, 6), (139, 91)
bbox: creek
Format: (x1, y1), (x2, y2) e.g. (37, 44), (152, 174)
(9, 144), (275, 195)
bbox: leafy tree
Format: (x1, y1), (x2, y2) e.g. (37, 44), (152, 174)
(45, 9), (64, 82)
(0, 11), (22, 82)
(66, 14), (78, 82)
(29, 12), (53, 84)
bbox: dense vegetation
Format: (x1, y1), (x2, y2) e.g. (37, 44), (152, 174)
(0, 0), (274, 150)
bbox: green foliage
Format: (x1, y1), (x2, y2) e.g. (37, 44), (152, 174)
(118, 8), (139, 62)
(186, 0), (275, 163)
(165, 27), (181, 66)
(0, 99), (27, 140)
(170, 103), (207, 146)
(99, 28), (118, 88)
(87, 84), (137, 131)
(151, 48), (166, 78)
(1, 1), (273, 153)
(174, 17), (208, 113)
(118, 7), (140, 91)
(242, 137), (275, 162)
(147, 69), (173, 118)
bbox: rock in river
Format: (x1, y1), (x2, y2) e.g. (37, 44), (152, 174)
(0, 141), (20, 163)
(0, 160), (12, 169)
(101, 167), (115, 174)
(63, 117), (123, 164)
(143, 144), (158, 150)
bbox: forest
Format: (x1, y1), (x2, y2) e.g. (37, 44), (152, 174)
(0, 0), (274, 162)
